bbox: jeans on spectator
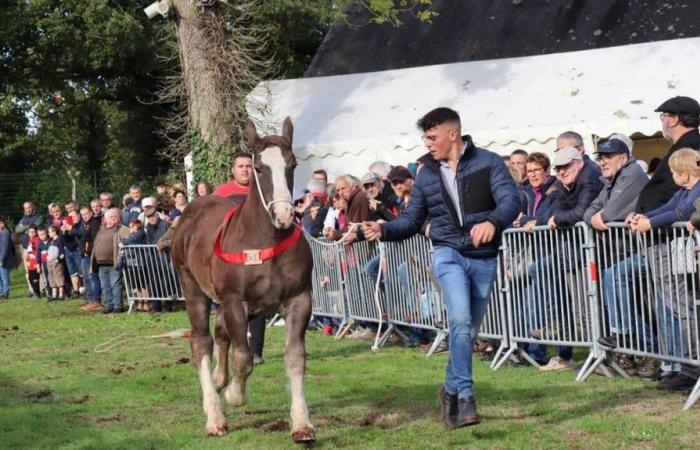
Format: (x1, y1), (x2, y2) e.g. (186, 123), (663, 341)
(64, 247), (82, 277)
(601, 253), (656, 352)
(526, 254), (572, 360)
(98, 265), (122, 311)
(82, 256), (101, 303)
(0, 266), (9, 296)
(432, 246), (496, 399)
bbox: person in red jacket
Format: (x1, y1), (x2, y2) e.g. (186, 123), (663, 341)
(212, 152), (252, 202)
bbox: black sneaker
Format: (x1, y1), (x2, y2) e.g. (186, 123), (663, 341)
(454, 396), (481, 428)
(656, 373), (697, 392)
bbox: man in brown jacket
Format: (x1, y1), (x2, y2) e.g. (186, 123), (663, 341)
(90, 208), (130, 313)
(324, 175), (370, 244)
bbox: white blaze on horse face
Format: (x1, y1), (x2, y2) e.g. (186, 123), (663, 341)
(260, 145), (294, 228)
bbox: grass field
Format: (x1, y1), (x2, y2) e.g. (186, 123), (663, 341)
(1, 271), (700, 449)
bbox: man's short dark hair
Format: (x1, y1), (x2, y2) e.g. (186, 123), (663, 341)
(232, 151), (253, 165)
(511, 149), (529, 158)
(416, 107), (461, 132)
(679, 114), (700, 129)
(502, 155), (511, 162)
(313, 169), (328, 179)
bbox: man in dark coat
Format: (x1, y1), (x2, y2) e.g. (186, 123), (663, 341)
(362, 107), (520, 430)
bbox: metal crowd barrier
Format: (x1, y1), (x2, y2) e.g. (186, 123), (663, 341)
(339, 239), (386, 330)
(378, 235), (449, 354)
(121, 245), (184, 313)
(482, 259), (510, 369)
(497, 223), (604, 380)
(308, 237), (348, 337)
(594, 222), (700, 410)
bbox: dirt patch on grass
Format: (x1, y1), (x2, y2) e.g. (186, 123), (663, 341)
(563, 429), (605, 449)
(69, 395), (91, 404)
(264, 420), (289, 432)
(612, 392), (682, 418)
(95, 414), (121, 423)
(358, 412), (403, 428)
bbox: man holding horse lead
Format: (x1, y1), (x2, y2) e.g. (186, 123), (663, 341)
(362, 107), (520, 429)
(211, 150), (268, 365)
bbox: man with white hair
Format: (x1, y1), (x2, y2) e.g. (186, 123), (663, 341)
(323, 175), (370, 243)
(369, 161), (393, 180)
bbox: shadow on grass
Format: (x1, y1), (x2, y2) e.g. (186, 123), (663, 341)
(0, 373), (170, 449)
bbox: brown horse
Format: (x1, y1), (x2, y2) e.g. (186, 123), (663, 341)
(171, 117), (315, 443)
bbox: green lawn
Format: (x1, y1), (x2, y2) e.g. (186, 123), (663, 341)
(1, 270), (699, 449)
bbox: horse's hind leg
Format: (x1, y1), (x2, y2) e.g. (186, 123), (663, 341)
(219, 298), (253, 407)
(182, 275), (227, 436)
(212, 307), (230, 391)
(283, 291), (316, 443)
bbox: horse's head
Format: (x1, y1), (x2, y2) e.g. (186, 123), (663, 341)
(246, 117), (297, 230)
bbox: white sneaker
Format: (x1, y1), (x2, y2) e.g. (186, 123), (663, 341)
(539, 356), (574, 372)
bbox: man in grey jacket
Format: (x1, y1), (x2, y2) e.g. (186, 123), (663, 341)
(588, 136), (659, 377)
(584, 137), (649, 227)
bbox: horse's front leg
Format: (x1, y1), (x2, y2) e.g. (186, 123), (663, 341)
(284, 291), (316, 443)
(219, 297), (253, 407)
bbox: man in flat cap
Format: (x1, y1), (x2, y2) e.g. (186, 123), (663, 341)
(627, 96), (700, 392)
(634, 96), (700, 213)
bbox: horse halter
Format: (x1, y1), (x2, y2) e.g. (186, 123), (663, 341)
(251, 151), (294, 217)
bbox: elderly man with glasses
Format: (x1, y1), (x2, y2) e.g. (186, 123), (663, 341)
(526, 146), (603, 372)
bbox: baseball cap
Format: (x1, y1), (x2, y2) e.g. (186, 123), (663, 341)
(387, 166), (415, 183)
(552, 147), (582, 167)
(361, 172), (381, 185)
(596, 138), (629, 155)
(654, 96), (700, 117)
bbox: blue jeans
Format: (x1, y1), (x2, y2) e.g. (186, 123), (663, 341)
(82, 257), (101, 303)
(98, 266), (122, 311)
(602, 253), (656, 352)
(65, 248), (82, 277)
(525, 255), (572, 360)
(432, 246), (496, 399)
(0, 266), (9, 296)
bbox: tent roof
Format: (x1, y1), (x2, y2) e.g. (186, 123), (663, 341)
(306, 0), (700, 77)
(248, 37), (700, 160)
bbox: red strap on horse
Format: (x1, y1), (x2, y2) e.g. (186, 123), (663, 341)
(213, 205), (302, 265)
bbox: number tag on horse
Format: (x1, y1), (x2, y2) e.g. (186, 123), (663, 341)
(244, 250), (263, 265)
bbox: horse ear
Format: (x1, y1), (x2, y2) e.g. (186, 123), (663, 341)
(245, 119), (259, 147)
(282, 116), (293, 145)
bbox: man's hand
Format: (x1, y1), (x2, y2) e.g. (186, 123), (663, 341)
(624, 212), (636, 225)
(361, 221), (382, 242)
(343, 231), (358, 245)
(547, 216), (557, 230)
(470, 221), (495, 248)
(629, 214), (651, 234)
(368, 199), (381, 211)
(512, 213), (523, 228)
(524, 220), (537, 233)
(590, 211), (608, 231)
(687, 222), (696, 234)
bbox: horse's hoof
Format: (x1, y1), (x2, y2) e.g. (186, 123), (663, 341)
(224, 386), (247, 407)
(291, 426), (316, 444)
(206, 423), (228, 437)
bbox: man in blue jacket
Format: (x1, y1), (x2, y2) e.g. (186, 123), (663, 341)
(362, 107), (519, 429)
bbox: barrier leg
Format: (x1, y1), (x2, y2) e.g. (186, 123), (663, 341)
(127, 299), (135, 315)
(377, 323), (395, 347)
(492, 343), (518, 370)
(335, 319), (354, 340)
(425, 330), (448, 357)
(515, 347), (542, 369)
(267, 313), (282, 329)
(489, 341), (510, 370)
(332, 319), (347, 339)
(682, 378), (700, 411)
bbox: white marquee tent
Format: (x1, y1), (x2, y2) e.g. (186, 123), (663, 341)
(245, 37), (699, 195)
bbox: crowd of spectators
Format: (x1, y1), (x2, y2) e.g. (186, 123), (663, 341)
(6, 179), (199, 314)
(302, 96), (700, 394)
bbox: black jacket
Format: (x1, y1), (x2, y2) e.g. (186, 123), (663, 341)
(551, 162), (604, 227)
(636, 129), (700, 213)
